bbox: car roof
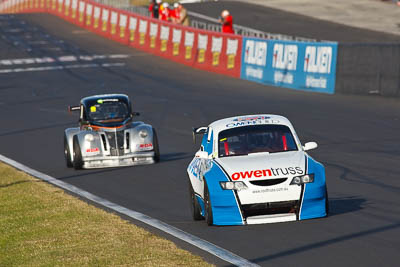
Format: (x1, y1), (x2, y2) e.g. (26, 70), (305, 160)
(208, 114), (294, 134)
(80, 94), (130, 106)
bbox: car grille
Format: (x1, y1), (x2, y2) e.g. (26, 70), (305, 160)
(241, 200), (298, 218)
(105, 131), (125, 156)
(249, 178), (287, 186)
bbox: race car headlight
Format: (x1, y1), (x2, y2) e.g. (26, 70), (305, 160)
(139, 130), (148, 138)
(84, 134), (94, 142)
(220, 181), (248, 191)
(290, 174), (314, 185)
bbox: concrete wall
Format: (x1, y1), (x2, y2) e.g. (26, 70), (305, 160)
(336, 44), (400, 97)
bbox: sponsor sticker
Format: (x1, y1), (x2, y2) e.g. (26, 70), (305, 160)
(231, 167), (304, 180)
(102, 9), (109, 32)
(226, 38), (238, 69)
(86, 147), (100, 153)
(64, 0), (70, 16)
(172, 29), (182, 56)
(86, 4), (93, 26)
(119, 14), (127, 38)
(211, 36), (222, 66)
(139, 20), (148, 45)
(78, 1), (85, 22)
(129, 17), (138, 42)
(245, 66), (263, 79)
(197, 34), (208, 63)
(272, 43), (298, 71)
(57, 0), (62, 12)
(304, 46), (332, 74)
(184, 31), (194, 60)
(252, 187), (288, 194)
(274, 71), (294, 84)
(110, 11), (118, 35)
(226, 116), (280, 128)
(244, 39), (267, 67)
(93, 6), (100, 29)
(160, 26), (170, 52)
(71, 0), (78, 19)
(233, 116), (270, 122)
(137, 143), (153, 151)
(150, 23), (158, 48)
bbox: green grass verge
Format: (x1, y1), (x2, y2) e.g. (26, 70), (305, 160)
(0, 162), (213, 266)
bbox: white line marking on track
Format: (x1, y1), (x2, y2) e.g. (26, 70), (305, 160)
(0, 154), (259, 267)
(0, 63), (126, 74)
(0, 54), (131, 66)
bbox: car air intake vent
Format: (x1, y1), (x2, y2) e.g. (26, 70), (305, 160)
(249, 178), (287, 186)
(105, 131), (125, 156)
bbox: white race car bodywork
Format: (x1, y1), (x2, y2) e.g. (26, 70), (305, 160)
(187, 114), (328, 225)
(64, 94), (160, 169)
(65, 122), (156, 169)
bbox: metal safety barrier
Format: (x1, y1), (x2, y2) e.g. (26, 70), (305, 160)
(91, 1), (320, 42)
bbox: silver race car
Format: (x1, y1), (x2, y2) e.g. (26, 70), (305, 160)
(64, 94), (160, 169)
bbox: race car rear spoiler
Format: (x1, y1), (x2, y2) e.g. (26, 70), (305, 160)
(192, 127), (207, 143)
(68, 105), (81, 113)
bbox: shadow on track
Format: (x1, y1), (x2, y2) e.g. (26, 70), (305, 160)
(328, 196), (366, 216)
(56, 152), (191, 180)
(249, 222), (400, 264)
(159, 152), (192, 163)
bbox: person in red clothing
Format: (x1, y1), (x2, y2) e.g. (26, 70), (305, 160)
(219, 10), (234, 34)
(172, 2), (189, 26)
(159, 2), (171, 21)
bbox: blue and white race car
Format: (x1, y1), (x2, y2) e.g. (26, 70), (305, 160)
(187, 115), (328, 225)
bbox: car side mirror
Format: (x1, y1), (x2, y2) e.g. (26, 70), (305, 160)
(303, 142), (318, 151)
(195, 151), (209, 159)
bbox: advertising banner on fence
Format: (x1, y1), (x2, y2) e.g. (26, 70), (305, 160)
(128, 16), (242, 78)
(241, 37), (338, 94)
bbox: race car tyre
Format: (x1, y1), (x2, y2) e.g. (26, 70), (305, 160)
(152, 128), (160, 163)
(64, 134), (73, 168)
(189, 182), (203, 221)
(73, 135), (83, 170)
(204, 182), (213, 226)
(325, 186), (330, 216)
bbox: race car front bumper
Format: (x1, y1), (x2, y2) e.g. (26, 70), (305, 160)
(242, 200), (298, 224)
(82, 151), (155, 169)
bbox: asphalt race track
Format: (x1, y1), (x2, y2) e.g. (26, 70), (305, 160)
(187, 1), (400, 43)
(1, 11), (400, 267)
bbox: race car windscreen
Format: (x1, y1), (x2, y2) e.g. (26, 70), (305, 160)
(218, 125), (298, 157)
(86, 99), (130, 122)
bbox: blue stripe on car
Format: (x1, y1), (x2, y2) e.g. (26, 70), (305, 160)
(300, 155), (327, 220)
(204, 162), (244, 225)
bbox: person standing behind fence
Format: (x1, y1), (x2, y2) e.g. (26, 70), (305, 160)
(172, 2), (189, 26)
(149, 0), (154, 18)
(219, 10), (234, 34)
(160, 2), (171, 21)
(149, 0), (161, 19)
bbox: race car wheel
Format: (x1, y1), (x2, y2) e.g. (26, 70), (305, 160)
(325, 186), (330, 216)
(204, 183), (213, 226)
(152, 128), (160, 163)
(189, 183), (203, 221)
(64, 135), (73, 168)
(72, 135), (83, 170)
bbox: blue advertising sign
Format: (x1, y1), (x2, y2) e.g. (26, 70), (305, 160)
(240, 38), (338, 94)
